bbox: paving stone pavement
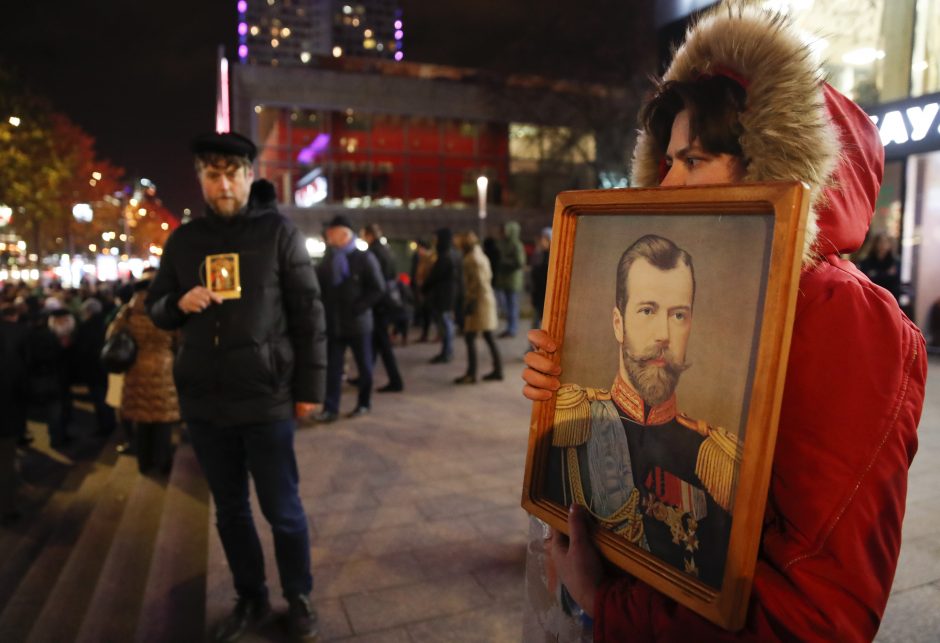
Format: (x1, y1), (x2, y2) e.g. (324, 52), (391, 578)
(203, 337), (940, 642)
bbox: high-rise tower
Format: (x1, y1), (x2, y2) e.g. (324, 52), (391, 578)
(236, 0), (404, 66)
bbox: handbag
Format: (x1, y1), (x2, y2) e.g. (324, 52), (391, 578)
(101, 329), (138, 373)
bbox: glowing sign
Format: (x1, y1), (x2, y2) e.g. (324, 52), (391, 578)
(294, 168), (328, 207)
(866, 93), (940, 157)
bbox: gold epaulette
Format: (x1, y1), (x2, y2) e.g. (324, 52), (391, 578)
(694, 426), (743, 514)
(677, 412), (712, 437)
(550, 383), (610, 447)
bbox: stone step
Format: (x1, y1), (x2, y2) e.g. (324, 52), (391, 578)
(0, 445), (121, 641)
(134, 442), (210, 643)
(75, 470), (170, 643)
(25, 451), (139, 643)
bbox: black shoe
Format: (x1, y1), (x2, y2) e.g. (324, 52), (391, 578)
(429, 354), (451, 364)
(16, 433), (34, 448)
(454, 374), (476, 384)
(346, 406), (370, 419)
(482, 371), (504, 381)
(313, 411), (339, 423)
(498, 331), (516, 338)
(213, 595), (271, 643)
(377, 382), (403, 393)
(286, 594), (319, 641)
(346, 377), (360, 387)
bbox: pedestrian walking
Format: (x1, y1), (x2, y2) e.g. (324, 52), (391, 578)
(147, 132), (327, 642)
(315, 216), (385, 422)
(454, 232), (502, 384)
(423, 228), (461, 363)
(494, 220), (525, 337)
(361, 223), (404, 392)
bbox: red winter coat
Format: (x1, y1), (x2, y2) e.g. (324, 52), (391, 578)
(594, 64), (928, 643)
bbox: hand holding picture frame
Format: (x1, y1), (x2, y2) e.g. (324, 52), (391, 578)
(521, 182), (810, 630)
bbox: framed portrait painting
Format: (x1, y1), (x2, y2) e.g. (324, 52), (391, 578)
(521, 182), (811, 630)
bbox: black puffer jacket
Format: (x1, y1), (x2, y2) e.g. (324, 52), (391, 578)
(146, 180), (327, 426)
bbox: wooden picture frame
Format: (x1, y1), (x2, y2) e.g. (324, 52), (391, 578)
(205, 252), (242, 300)
(521, 182), (810, 631)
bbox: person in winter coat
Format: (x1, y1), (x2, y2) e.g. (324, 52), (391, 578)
(454, 232), (502, 384)
(0, 303), (29, 523)
(146, 132), (327, 642)
(360, 223), (404, 392)
(107, 267), (180, 473)
(72, 297), (116, 436)
(494, 220), (526, 337)
(423, 228), (462, 363)
(858, 232), (901, 301)
(530, 227), (552, 331)
(315, 216), (386, 422)
(521, 5), (927, 641)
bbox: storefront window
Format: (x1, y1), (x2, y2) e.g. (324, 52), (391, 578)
(780, 0), (916, 104)
(911, 0), (940, 96)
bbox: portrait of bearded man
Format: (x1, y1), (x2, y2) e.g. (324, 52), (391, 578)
(543, 233), (741, 591)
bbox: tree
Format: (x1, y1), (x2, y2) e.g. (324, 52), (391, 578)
(0, 66), (125, 257)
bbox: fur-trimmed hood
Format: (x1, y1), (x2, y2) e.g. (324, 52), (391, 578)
(631, 3), (884, 264)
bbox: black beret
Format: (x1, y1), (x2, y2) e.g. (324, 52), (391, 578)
(191, 131), (257, 161)
(326, 215), (354, 230)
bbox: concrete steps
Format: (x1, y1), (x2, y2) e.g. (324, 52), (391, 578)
(0, 436), (210, 643)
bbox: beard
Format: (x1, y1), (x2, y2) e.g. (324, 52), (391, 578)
(622, 338), (690, 407)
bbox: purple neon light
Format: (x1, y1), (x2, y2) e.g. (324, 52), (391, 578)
(238, 22), (248, 35)
(394, 30), (403, 40)
(238, 44), (248, 58)
(296, 133), (331, 164)
(394, 51), (403, 61)
(394, 20), (402, 29)
(237, 0), (247, 13)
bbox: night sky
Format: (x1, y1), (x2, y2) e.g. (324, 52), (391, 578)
(0, 1), (650, 215)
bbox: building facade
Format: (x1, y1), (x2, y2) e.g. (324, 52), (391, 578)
(237, 0), (404, 67)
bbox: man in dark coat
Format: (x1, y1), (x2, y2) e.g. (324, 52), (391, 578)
(315, 216), (385, 422)
(71, 297), (116, 436)
(146, 132), (327, 642)
(423, 228), (461, 363)
(361, 223), (404, 392)
(0, 303), (29, 523)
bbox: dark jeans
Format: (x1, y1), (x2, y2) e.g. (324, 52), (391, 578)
(431, 310), (455, 358)
(372, 309), (403, 387)
(325, 334), (373, 413)
(188, 418), (312, 600)
(89, 379), (116, 435)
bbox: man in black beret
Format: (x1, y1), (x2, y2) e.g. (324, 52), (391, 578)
(147, 131), (326, 641)
(313, 215), (385, 422)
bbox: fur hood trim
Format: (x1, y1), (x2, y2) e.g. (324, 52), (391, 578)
(631, 3), (874, 265)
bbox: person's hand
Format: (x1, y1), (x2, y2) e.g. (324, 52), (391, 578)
(549, 504), (606, 618)
(178, 286), (223, 314)
(294, 402), (319, 419)
(522, 329), (562, 401)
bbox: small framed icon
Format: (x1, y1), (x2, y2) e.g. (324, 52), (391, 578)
(205, 252), (241, 300)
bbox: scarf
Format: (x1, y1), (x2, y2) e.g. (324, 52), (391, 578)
(330, 236), (358, 286)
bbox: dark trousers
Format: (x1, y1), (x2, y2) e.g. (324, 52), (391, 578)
(188, 418), (312, 600)
(325, 334), (373, 413)
(372, 309), (403, 387)
(464, 331), (502, 378)
(0, 437), (16, 515)
(136, 421), (175, 474)
(89, 379), (116, 435)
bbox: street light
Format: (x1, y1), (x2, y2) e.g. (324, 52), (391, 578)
(476, 175), (489, 239)
(8, 116), (20, 127)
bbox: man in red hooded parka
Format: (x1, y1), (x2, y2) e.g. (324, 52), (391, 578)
(522, 4), (927, 641)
